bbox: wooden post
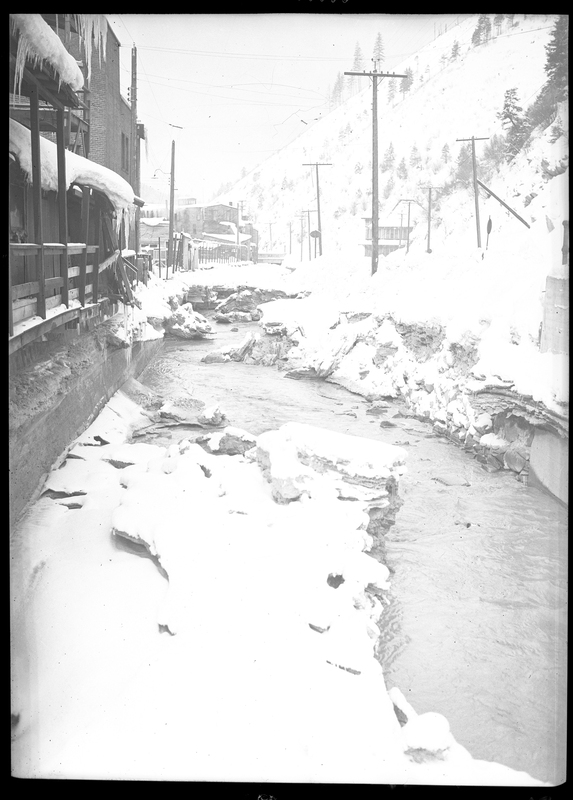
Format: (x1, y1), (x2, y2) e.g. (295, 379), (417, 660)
(9, 245), (14, 337)
(406, 201), (412, 254)
(56, 106), (69, 306)
(79, 186), (90, 305)
(92, 202), (101, 303)
(158, 237), (162, 279)
(167, 139), (175, 276)
(29, 86), (46, 318)
(426, 187), (432, 253)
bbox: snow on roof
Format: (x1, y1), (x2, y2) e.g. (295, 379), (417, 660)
(141, 217), (169, 227)
(204, 232), (252, 244)
(9, 118), (136, 213)
(11, 14), (84, 95)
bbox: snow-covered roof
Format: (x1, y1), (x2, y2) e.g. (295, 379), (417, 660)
(11, 14), (84, 94)
(9, 118), (137, 213)
(204, 232), (252, 244)
(141, 217), (169, 227)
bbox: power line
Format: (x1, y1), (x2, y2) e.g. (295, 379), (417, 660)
(136, 44), (357, 62)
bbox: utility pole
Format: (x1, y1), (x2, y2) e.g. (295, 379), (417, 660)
(167, 139), (175, 277)
(345, 64), (407, 275)
(236, 200), (241, 262)
(395, 199), (419, 254)
(297, 213), (305, 261)
(456, 136), (489, 249)
(302, 162), (331, 256)
(426, 187), (433, 253)
(303, 209), (315, 260)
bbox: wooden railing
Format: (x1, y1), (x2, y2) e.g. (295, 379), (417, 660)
(9, 242), (100, 337)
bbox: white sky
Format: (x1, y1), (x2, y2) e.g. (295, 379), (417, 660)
(106, 13), (469, 203)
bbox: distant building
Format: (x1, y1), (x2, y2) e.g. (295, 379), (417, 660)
(362, 217), (413, 257)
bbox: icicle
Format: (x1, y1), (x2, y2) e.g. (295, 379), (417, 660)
(11, 16), (44, 97)
(72, 14), (107, 85)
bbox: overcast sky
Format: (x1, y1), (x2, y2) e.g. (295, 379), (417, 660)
(106, 13), (468, 203)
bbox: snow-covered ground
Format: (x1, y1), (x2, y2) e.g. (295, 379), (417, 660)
(11, 386), (548, 784)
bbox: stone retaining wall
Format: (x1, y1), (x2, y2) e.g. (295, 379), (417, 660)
(9, 320), (163, 527)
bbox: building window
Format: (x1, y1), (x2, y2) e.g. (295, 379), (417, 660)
(121, 133), (129, 173)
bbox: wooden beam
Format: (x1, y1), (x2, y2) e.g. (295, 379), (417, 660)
(56, 106), (69, 306)
(9, 302), (101, 356)
(117, 258), (134, 304)
(9, 244), (14, 337)
(12, 281), (40, 300)
(79, 187), (90, 305)
(29, 86), (46, 319)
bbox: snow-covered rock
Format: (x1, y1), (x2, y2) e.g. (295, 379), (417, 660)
(164, 303), (213, 339)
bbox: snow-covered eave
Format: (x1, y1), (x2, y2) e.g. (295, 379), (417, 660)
(10, 118), (137, 215)
(203, 233), (252, 244)
(11, 14), (84, 95)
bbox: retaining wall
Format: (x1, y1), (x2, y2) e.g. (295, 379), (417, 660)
(9, 320), (162, 528)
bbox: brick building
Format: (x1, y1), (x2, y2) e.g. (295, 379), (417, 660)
(87, 25), (137, 191)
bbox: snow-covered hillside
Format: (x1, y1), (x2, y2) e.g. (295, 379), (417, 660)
(209, 14), (568, 412)
(218, 15), (566, 258)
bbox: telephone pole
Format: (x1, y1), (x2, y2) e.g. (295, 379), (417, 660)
(303, 209), (316, 260)
(456, 136), (489, 248)
(302, 162), (331, 256)
(236, 200), (241, 261)
(426, 187), (433, 253)
(396, 199), (415, 254)
(167, 139), (175, 277)
(345, 63), (407, 275)
(296, 213), (305, 261)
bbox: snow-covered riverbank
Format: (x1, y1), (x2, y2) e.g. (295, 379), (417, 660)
(11, 377), (549, 784)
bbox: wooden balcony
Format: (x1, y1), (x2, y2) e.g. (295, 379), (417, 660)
(9, 242), (106, 354)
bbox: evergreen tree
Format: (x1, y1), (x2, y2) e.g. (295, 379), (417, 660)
(400, 67), (414, 97)
(455, 144), (473, 185)
(350, 42), (364, 95)
(352, 41), (364, 71)
(494, 14), (504, 35)
(383, 176), (395, 199)
(482, 15), (492, 42)
(373, 32), (385, 66)
(387, 78), (396, 103)
(451, 40), (460, 60)
(409, 145), (422, 169)
(331, 73), (344, 106)
(441, 143), (451, 163)
(472, 15), (490, 47)
(397, 157), (408, 180)
(544, 15), (568, 102)
(381, 142), (395, 171)
(497, 88), (528, 159)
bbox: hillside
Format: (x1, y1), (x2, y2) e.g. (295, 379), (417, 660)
(218, 14), (566, 261)
(210, 13), (568, 412)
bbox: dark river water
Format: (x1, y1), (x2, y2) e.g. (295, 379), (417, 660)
(137, 321), (567, 785)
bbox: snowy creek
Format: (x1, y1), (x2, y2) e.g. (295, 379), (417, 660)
(136, 319), (567, 785)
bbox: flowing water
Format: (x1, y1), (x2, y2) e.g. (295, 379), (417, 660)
(137, 321), (567, 784)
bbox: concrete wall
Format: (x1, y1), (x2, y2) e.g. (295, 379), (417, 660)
(528, 430), (569, 505)
(540, 276), (569, 355)
(9, 332), (162, 528)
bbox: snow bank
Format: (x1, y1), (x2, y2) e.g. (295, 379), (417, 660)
(11, 387), (548, 783)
